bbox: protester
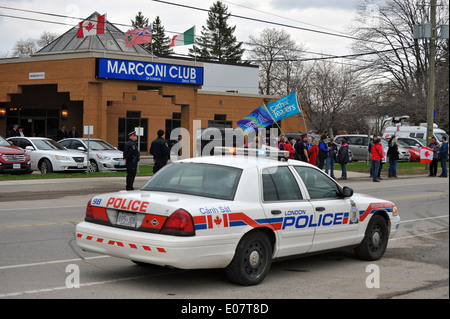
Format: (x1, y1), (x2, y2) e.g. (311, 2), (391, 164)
(428, 137), (440, 177)
(387, 136), (399, 178)
(285, 137), (295, 159)
(123, 130), (140, 190)
(368, 136), (378, 177)
(438, 136), (448, 178)
(278, 136), (286, 151)
(370, 136), (384, 182)
(325, 137), (337, 178)
(337, 138), (349, 180)
(150, 129), (170, 174)
(318, 133), (328, 170)
(306, 136), (313, 151)
(308, 139), (319, 166)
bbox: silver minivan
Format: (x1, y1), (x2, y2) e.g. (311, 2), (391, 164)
(335, 135), (369, 161)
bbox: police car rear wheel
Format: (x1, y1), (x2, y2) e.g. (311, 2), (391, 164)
(225, 231), (272, 286)
(354, 215), (388, 261)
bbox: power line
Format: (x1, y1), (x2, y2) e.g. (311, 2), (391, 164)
(151, 0), (387, 45)
(0, 5), (398, 65)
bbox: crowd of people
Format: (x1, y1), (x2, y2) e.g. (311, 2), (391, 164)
(277, 133), (449, 182)
(277, 133), (350, 180)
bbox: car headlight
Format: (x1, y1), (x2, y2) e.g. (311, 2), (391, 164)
(96, 154), (111, 161)
(55, 155), (71, 161)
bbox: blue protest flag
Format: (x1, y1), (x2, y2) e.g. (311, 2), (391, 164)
(237, 105), (274, 134)
(266, 92), (301, 122)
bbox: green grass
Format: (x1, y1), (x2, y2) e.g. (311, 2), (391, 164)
(345, 161), (448, 175)
(0, 165), (154, 180)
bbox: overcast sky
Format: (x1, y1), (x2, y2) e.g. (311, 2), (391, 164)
(0, 0), (363, 58)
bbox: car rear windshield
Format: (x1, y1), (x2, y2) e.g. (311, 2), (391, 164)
(142, 163), (242, 200)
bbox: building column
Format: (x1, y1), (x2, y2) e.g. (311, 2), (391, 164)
(83, 82), (108, 139)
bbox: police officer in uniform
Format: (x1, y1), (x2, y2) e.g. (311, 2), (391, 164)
(123, 131), (140, 190)
(150, 129), (170, 174)
(294, 133), (309, 162)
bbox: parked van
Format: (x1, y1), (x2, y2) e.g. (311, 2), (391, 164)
(383, 123), (448, 141)
(334, 134), (410, 162)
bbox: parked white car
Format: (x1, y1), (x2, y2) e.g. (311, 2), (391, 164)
(7, 137), (87, 174)
(58, 138), (126, 172)
(76, 148), (400, 285)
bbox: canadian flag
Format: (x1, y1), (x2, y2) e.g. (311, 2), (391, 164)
(77, 14), (106, 38)
(420, 146), (434, 163)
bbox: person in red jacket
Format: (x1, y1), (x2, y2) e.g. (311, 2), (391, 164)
(284, 137), (295, 159)
(370, 137), (384, 182)
(308, 139), (319, 166)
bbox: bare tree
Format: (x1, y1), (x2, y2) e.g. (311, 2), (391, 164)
(12, 38), (37, 56)
(294, 61), (361, 134)
(247, 28), (305, 95)
(351, 0), (449, 128)
(11, 32), (59, 56)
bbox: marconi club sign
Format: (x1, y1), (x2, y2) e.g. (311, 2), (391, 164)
(96, 58), (204, 85)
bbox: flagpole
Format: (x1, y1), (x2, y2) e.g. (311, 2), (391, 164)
(263, 98), (286, 139)
(296, 93), (308, 133)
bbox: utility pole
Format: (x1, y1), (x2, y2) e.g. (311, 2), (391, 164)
(426, 0), (436, 147)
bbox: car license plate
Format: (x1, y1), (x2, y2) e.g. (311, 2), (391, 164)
(119, 160), (125, 166)
(117, 212), (137, 228)
(13, 164), (21, 169)
(77, 163), (83, 168)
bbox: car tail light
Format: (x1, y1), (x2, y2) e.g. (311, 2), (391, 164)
(161, 209), (195, 236)
(86, 199), (94, 219)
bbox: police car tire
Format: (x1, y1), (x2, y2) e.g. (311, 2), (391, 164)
(354, 215), (389, 261)
(225, 231), (272, 286)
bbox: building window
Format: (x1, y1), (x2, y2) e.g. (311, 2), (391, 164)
(118, 111), (148, 152)
(165, 112), (181, 140)
(208, 114), (232, 128)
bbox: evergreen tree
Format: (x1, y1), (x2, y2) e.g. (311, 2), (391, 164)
(189, 1), (244, 63)
(152, 16), (173, 57)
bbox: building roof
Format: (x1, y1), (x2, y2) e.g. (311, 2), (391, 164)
(35, 12), (152, 57)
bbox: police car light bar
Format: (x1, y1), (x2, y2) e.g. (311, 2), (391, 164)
(213, 146), (289, 160)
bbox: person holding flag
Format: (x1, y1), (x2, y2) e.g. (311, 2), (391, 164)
(427, 137), (440, 176)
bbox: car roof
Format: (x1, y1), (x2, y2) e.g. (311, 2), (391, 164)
(176, 154), (312, 170)
(9, 137), (51, 140)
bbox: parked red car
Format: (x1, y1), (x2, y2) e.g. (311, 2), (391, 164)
(0, 136), (32, 174)
(397, 140), (420, 162)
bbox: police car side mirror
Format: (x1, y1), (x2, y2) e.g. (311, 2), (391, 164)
(341, 186), (353, 198)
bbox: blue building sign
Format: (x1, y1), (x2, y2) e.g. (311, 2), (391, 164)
(96, 58), (204, 85)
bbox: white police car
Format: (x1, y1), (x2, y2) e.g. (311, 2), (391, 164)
(76, 148), (400, 285)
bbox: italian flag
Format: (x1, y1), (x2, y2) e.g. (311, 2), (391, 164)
(170, 26), (195, 47)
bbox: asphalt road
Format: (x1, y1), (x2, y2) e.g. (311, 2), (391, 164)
(0, 174), (448, 301)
